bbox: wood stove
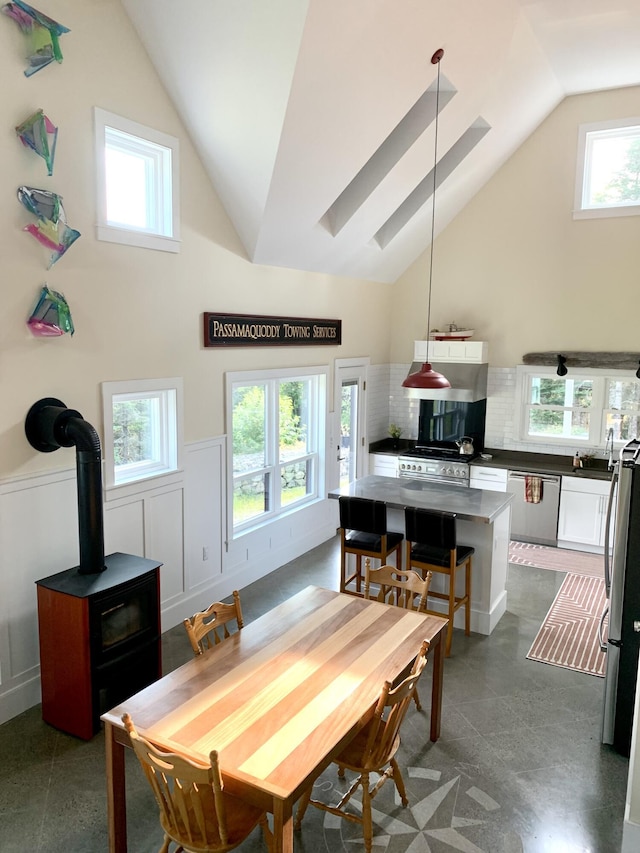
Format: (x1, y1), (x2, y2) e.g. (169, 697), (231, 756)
(26, 398), (163, 739)
(36, 553), (162, 740)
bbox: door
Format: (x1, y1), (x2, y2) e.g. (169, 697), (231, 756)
(332, 359), (368, 490)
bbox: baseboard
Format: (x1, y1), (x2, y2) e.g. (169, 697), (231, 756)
(622, 809), (640, 852)
(0, 675), (41, 727)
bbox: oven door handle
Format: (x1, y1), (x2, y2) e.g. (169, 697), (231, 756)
(507, 472), (560, 484)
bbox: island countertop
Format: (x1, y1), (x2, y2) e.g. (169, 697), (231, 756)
(329, 475), (513, 524)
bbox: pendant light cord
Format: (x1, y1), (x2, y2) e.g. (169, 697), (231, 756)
(426, 49), (442, 365)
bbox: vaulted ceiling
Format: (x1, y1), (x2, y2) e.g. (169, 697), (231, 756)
(121, 0), (640, 283)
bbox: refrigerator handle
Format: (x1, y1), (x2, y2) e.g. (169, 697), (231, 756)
(598, 604), (609, 653)
(604, 468), (618, 597)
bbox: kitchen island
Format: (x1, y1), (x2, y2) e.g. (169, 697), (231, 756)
(329, 475), (513, 637)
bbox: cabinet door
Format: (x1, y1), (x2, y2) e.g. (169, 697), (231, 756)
(369, 453), (398, 477)
(469, 466), (507, 492)
(558, 489), (603, 547)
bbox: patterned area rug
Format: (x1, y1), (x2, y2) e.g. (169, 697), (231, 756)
(509, 541), (603, 578)
(526, 572), (607, 677)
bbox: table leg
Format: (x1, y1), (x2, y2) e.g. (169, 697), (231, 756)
(104, 721), (128, 853)
(272, 798), (294, 853)
(430, 630), (444, 742)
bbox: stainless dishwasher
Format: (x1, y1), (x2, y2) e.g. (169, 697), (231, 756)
(506, 470), (561, 546)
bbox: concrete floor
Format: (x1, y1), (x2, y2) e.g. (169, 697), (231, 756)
(0, 536), (629, 852)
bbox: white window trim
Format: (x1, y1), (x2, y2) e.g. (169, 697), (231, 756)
(574, 117), (640, 220)
(102, 377), (184, 499)
(225, 365), (328, 540)
(94, 107), (181, 252)
(515, 364), (637, 447)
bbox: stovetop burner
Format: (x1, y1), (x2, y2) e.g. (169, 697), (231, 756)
(402, 444), (478, 462)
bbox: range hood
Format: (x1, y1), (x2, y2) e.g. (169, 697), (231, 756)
(404, 361), (487, 402)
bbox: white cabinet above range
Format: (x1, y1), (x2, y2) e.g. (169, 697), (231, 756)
(414, 340), (488, 363)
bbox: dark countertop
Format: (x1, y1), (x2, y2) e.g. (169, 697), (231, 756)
(329, 475), (513, 524)
(369, 439), (613, 482)
(470, 449), (613, 481)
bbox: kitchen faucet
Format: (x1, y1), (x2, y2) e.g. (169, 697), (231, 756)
(606, 427), (615, 471)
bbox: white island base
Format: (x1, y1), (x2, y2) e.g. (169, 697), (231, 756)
(330, 475), (513, 639)
(387, 505), (510, 636)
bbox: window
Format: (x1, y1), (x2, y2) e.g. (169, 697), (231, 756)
(94, 107), (180, 252)
(226, 367), (327, 532)
(517, 366), (640, 446)
(102, 377), (183, 491)
(574, 118), (640, 219)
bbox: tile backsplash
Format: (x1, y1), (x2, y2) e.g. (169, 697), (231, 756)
(369, 363), (594, 460)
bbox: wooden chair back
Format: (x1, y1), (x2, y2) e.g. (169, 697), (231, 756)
(359, 640), (429, 771)
(184, 590), (244, 656)
(363, 560), (432, 611)
(123, 713), (233, 849)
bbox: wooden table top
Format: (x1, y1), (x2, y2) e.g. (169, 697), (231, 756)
(102, 585), (446, 805)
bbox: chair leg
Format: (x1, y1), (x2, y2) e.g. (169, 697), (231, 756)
(259, 814), (275, 853)
(360, 771), (373, 853)
(390, 757), (409, 807)
(412, 685), (422, 711)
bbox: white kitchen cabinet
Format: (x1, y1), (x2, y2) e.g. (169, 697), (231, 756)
(369, 453), (399, 477)
(470, 465), (508, 492)
(558, 476), (617, 553)
(413, 340), (488, 363)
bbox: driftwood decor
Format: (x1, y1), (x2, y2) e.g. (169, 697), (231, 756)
(523, 352), (640, 371)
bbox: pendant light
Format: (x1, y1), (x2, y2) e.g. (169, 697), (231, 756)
(403, 48), (451, 394)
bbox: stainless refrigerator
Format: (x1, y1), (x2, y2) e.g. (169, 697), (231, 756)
(601, 437), (640, 756)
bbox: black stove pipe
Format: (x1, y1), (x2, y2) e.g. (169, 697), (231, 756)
(25, 398), (106, 574)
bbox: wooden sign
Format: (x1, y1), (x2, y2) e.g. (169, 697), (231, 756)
(203, 312), (341, 348)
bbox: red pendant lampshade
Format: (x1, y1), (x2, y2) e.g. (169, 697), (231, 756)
(403, 362), (451, 390)
(402, 48), (450, 394)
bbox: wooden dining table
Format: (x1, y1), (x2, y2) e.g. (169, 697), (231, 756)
(101, 585), (448, 853)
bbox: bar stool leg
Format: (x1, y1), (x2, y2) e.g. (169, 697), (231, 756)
(465, 558), (472, 636)
(446, 568), (456, 656)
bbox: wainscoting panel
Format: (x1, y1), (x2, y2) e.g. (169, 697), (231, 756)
(104, 497), (145, 558)
(144, 485), (185, 605)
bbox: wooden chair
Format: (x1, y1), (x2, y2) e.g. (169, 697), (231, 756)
(123, 713), (274, 853)
(338, 495), (403, 596)
(363, 559), (432, 710)
(404, 506), (474, 657)
(183, 590), (244, 656)
(294, 640), (429, 853)
(363, 559), (432, 612)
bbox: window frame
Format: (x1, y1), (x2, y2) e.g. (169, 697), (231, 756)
(94, 107), (181, 252)
(574, 117), (640, 220)
(516, 365), (639, 447)
(226, 366), (328, 537)
(101, 377), (184, 496)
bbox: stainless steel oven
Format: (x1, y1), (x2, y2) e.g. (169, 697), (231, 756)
(397, 447), (472, 487)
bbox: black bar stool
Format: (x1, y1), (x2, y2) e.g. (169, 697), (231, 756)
(338, 496), (403, 596)
(404, 506), (474, 655)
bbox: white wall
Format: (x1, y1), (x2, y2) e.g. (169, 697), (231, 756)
(390, 86), (640, 369)
(0, 0), (392, 724)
